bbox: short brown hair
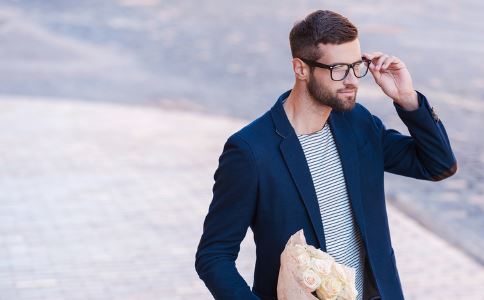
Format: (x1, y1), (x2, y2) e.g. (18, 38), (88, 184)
(289, 10), (358, 61)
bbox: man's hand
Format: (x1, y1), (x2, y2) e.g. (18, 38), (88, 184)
(363, 52), (419, 111)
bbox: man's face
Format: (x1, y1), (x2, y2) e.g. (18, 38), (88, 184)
(306, 39), (362, 112)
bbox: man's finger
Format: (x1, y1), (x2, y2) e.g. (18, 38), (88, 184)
(381, 56), (397, 70)
(374, 55), (389, 70)
(367, 65), (381, 83)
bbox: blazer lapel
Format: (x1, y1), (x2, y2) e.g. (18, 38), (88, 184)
(280, 135), (327, 250)
(329, 112), (368, 242)
(271, 91), (327, 249)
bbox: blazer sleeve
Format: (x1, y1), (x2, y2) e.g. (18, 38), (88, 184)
(372, 90), (457, 181)
(195, 134), (260, 300)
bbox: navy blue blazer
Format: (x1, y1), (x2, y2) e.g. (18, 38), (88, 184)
(195, 90), (457, 300)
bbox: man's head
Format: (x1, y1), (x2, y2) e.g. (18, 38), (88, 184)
(289, 10), (364, 111)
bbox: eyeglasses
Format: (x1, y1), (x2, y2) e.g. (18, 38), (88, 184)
(299, 57), (371, 81)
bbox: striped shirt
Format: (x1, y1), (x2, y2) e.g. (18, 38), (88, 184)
(291, 112), (365, 299)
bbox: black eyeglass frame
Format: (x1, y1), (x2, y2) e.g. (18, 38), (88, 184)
(299, 57), (372, 81)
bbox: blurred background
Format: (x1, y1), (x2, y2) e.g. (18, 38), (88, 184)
(0, 0), (483, 299)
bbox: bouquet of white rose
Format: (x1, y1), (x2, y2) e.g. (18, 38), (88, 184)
(277, 229), (358, 300)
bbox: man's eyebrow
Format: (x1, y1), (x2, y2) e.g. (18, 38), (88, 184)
(331, 58), (365, 65)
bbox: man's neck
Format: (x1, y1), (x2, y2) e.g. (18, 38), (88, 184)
(283, 85), (332, 135)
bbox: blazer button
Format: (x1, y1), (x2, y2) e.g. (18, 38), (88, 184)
(431, 106), (440, 122)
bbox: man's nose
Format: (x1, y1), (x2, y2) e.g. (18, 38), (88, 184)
(343, 69), (359, 85)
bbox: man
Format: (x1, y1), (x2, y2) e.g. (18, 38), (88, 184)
(195, 10), (457, 300)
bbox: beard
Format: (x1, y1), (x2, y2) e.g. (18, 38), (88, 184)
(307, 72), (357, 112)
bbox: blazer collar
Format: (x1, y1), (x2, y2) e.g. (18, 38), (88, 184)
(270, 90), (294, 139)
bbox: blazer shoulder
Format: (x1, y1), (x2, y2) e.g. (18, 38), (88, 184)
(228, 110), (274, 145)
(225, 110), (277, 165)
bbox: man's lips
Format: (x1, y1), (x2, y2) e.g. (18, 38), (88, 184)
(338, 90), (356, 93)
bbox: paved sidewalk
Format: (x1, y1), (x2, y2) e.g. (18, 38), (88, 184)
(0, 96), (482, 300)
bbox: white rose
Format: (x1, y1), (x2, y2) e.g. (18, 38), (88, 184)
(316, 275), (343, 299)
(339, 285), (358, 300)
(310, 257), (333, 276)
(308, 247), (335, 262)
(301, 268), (322, 291)
(344, 268), (358, 300)
(344, 266), (356, 287)
(331, 263), (348, 283)
(332, 265), (358, 300)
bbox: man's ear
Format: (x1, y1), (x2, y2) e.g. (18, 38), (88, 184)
(292, 58), (310, 81)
